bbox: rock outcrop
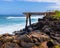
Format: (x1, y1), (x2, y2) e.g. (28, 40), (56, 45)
(0, 16), (60, 48)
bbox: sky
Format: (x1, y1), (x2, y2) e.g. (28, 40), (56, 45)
(0, 0), (60, 15)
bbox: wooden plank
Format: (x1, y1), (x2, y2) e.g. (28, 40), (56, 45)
(23, 12), (55, 16)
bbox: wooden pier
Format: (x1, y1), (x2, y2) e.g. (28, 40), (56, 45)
(23, 12), (55, 28)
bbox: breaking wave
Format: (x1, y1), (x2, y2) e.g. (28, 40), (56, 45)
(6, 16), (26, 19)
(0, 24), (25, 34)
(6, 15), (44, 19)
(0, 15), (44, 34)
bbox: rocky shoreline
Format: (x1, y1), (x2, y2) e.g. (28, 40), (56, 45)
(0, 16), (60, 48)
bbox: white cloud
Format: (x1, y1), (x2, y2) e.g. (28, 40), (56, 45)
(18, 0), (59, 3)
(48, 5), (60, 10)
(26, 0), (58, 10)
(18, 0), (60, 6)
(1, 0), (60, 10)
(47, 0), (60, 10)
(2, 0), (60, 4)
(20, 0), (60, 10)
(27, 0), (57, 2)
(2, 0), (14, 2)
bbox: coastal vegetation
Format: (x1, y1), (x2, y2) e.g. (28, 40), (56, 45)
(52, 10), (60, 19)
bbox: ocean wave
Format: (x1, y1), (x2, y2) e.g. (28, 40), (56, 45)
(6, 16), (44, 20)
(6, 16), (26, 19)
(0, 24), (25, 34)
(0, 16), (44, 34)
(0, 21), (37, 34)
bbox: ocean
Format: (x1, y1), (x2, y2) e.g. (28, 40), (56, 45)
(0, 15), (44, 34)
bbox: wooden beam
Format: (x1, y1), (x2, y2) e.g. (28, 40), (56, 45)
(23, 12), (55, 15)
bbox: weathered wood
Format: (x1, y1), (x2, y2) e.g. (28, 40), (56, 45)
(25, 13), (31, 28)
(23, 12), (55, 15)
(29, 14), (31, 26)
(24, 12), (55, 28)
(25, 14), (29, 28)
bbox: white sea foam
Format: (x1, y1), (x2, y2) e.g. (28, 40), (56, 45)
(0, 24), (25, 34)
(0, 22), (37, 34)
(0, 16), (44, 34)
(31, 15), (44, 19)
(6, 15), (44, 19)
(7, 16), (26, 19)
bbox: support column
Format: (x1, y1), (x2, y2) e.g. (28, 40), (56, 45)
(25, 13), (29, 28)
(45, 13), (47, 16)
(29, 14), (31, 26)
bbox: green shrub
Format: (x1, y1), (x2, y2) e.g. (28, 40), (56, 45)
(52, 10), (60, 19)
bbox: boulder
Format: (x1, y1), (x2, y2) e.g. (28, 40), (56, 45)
(1, 42), (21, 48)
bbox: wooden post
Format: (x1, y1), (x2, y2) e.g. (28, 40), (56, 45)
(29, 14), (31, 26)
(45, 13), (47, 16)
(25, 13), (29, 28)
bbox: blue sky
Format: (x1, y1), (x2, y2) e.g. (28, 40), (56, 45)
(0, 0), (60, 15)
